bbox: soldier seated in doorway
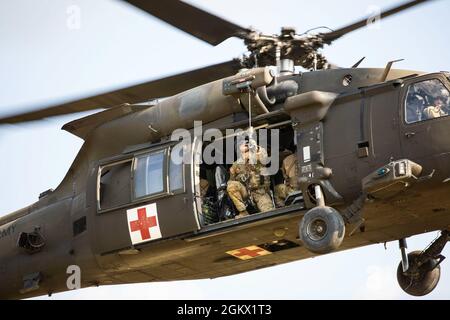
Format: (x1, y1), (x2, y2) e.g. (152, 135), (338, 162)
(227, 137), (274, 219)
(274, 150), (300, 207)
(273, 148), (294, 207)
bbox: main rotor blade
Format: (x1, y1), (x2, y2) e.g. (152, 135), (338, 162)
(0, 59), (242, 124)
(123, 0), (251, 45)
(321, 0), (434, 43)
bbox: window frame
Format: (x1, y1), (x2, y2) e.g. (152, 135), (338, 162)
(96, 143), (186, 214)
(131, 148), (169, 202)
(403, 75), (450, 125)
(97, 158), (133, 213)
(167, 145), (186, 195)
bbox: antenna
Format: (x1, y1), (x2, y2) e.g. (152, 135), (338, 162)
(381, 59), (404, 82)
(351, 57), (366, 68)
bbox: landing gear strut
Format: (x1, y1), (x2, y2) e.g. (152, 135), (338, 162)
(396, 231), (449, 296)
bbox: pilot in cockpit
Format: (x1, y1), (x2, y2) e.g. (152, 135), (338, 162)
(423, 96), (448, 119)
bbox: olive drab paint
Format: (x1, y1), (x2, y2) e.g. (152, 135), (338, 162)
(0, 0), (446, 299)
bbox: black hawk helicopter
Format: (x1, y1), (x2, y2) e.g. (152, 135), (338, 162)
(0, 0), (449, 299)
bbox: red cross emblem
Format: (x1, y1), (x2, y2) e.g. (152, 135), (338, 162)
(126, 203), (161, 244)
(226, 245), (271, 260)
(130, 208), (157, 240)
(234, 247), (266, 257)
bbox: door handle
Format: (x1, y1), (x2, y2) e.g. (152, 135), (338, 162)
(405, 132), (416, 138)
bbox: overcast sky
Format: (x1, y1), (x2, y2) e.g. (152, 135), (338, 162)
(0, 0), (449, 300)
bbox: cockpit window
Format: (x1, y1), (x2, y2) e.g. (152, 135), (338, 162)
(405, 78), (450, 124)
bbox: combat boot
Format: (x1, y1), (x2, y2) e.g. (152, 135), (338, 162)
(235, 210), (249, 219)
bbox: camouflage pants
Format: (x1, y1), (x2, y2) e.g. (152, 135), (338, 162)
(274, 184), (296, 207)
(227, 181), (274, 213)
(200, 178), (209, 197)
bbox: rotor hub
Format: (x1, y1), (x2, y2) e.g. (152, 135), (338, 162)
(242, 27), (328, 70)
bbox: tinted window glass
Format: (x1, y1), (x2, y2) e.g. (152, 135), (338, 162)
(134, 152), (165, 198)
(99, 161), (132, 210)
(405, 79), (450, 124)
(169, 152), (183, 191)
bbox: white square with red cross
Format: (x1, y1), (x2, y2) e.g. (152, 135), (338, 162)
(126, 203), (162, 245)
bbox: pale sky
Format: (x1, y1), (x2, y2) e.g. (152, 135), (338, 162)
(0, 0), (449, 300)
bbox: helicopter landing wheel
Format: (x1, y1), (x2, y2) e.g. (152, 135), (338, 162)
(397, 251), (441, 296)
(299, 206), (345, 254)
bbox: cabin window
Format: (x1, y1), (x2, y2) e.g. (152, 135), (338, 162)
(97, 145), (186, 212)
(405, 78), (450, 124)
(134, 151), (166, 199)
(98, 160), (132, 211)
(169, 151), (184, 192)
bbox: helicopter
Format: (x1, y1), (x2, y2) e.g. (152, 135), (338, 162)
(1, 0), (449, 299)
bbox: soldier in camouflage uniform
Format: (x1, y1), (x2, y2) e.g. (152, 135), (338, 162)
(200, 178), (209, 198)
(273, 149), (293, 207)
(227, 139), (274, 218)
(274, 153), (299, 206)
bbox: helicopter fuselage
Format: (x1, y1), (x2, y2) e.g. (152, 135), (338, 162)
(1, 67), (450, 299)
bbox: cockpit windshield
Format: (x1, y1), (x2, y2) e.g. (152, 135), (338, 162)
(405, 78), (450, 124)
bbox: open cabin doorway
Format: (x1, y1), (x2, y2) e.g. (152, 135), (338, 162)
(192, 121), (305, 229)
